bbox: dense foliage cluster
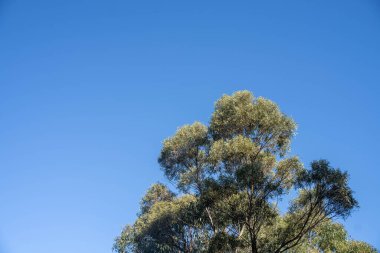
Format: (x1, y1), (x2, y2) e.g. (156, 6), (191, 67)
(114, 91), (376, 253)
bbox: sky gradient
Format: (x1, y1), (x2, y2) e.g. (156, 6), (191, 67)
(1, 0), (380, 252)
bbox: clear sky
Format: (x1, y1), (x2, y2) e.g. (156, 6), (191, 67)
(1, 0), (379, 252)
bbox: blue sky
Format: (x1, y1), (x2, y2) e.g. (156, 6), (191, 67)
(0, 0), (379, 252)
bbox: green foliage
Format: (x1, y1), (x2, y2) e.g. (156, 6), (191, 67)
(210, 91), (296, 156)
(139, 183), (175, 215)
(114, 91), (376, 253)
(158, 122), (209, 192)
(290, 220), (377, 253)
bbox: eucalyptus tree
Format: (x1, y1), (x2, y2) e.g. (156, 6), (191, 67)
(114, 91), (375, 253)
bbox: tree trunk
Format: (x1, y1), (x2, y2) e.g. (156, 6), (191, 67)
(249, 230), (258, 253)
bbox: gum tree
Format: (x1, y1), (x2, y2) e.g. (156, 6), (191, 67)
(114, 91), (375, 253)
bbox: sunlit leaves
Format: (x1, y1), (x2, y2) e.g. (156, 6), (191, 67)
(158, 122), (208, 191)
(114, 91), (375, 253)
(275, 156), (304, 190)
(209, 135), (260, 173)
(210, 91), (296, 156)
(139, 183), (175, 215)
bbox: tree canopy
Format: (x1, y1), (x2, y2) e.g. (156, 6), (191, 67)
(114, 91), (376, 253)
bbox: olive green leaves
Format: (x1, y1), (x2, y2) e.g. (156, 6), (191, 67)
(114, 91), (375, 253)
